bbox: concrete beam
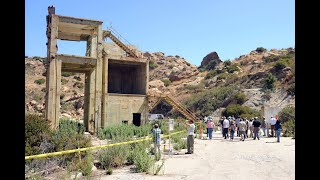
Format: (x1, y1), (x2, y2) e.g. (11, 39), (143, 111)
(57, 15), (103, 26)
(57, 54), (97, 66)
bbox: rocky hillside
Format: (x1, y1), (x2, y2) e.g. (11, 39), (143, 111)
(25, 47), (295, 120)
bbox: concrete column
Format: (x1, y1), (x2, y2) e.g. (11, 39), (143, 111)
(102, 53), (108, 128)
(45, 15), (59, 129)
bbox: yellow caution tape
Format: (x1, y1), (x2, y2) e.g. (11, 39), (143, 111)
(25, 130), (186, 160)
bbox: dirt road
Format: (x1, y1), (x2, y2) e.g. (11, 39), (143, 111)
(95, 131), (295, 180)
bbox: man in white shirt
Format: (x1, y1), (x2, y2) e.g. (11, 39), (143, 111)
(223, 118), (230, 139)
(270, 116), (277, 137)
(185, 119), (195, 154)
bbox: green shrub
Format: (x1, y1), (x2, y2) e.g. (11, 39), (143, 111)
(133, 148), (153, 172)
(282, 120), (295, 137)
(184, 85), (236, 116)
(274, 61), (286, 71)
(97, 124), (152, 140)
(205, 70), (217, 79)
(232, 92), (247, 104)
(99, 145), (129, 168)
(263, 55), (280, 63)
(227, 64), (239, 73)
(149, 60), (158, 70)
(161, 79), (171, 87)
(279, 106), (295, 124)
(61, 78), (68, 85)
(217, 73), (228, 80)
(224, 60), (231, 67)
(287, 84), (295, 96)
(168, 64), (174, 69)
(34, 79), (45, 85)
(62, 72), (75, 77)
(263, 73), (276, 90)
(74, 152), (93, 176)
(186, 62), (191, 66)
(25, 114), (53, 156)
(256, 47), (267, 53)
(222, 104), (259, 118)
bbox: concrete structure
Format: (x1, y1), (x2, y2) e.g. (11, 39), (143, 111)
(45, 6), (148, 134)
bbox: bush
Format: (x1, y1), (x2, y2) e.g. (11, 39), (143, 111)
(263, 73), (276, 90)
(184, 85), (236, 116)
(149, 60), (158, 70)
(287, 84), (295, 96)
(256, 47), (267, 53)
(224, 60), (231, 67)
(227, 64), (239, 73)
(97, 124), (151, 140)
(99, 145), (129, 168)
(34, 79), (45, 85)
(106, 167), (113, 175)
(279, 106), (295, 124)
(62, 72), (75, 77)
(41, 88), (46, 92)
(25, 114), (53, 156)
(61, 78), (68, 85)
(231, 92), (247, 104)
(282, 120), (295, 137)
(74, 152), (93, 176)
(263, 55), (280, 63)
(222, 104), (259, 118)
(217, 73), (228, 80)
(161, 79), (171, 87)
(205, 70), (217, 79)
(133, 148), (153, 172)
(274, 61), (286, 71)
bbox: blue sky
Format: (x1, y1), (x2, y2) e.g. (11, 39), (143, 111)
(26, 0), (294, 66)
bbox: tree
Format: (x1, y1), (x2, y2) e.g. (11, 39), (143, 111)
(263, 73), (276, 90)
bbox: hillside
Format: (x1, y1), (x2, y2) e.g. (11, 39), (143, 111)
(25, 47), (295, 120)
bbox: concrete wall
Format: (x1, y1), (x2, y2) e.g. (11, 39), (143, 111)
(106, 94), (148, 125)
(108, 61), (146, 94)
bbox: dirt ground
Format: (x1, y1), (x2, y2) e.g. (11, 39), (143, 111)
(87, 130), (295, 180)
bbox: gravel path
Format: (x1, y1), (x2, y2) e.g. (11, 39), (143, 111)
(94, 131), (295, 180)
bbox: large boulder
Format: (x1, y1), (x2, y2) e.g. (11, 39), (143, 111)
(200, 52), (222, 70)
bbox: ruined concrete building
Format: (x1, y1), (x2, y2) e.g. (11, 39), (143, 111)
(45, 6), (149, 134)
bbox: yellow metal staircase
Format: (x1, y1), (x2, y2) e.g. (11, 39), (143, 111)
(148, 94), (202, 122)
(103, 30), (139, 58)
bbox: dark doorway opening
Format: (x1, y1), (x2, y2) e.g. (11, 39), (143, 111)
(133, 113), (141, 126)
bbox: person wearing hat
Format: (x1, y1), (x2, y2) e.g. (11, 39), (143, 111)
(152, 123), (162, 154)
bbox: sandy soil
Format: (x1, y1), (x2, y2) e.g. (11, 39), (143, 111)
(90, 131), (295, 180)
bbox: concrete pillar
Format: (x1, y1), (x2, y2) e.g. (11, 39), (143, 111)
(45, 15), (59, 129)
(101, 53), (108, 127)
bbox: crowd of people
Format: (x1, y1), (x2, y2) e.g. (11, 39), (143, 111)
(204, 115), (282, 143)
(152, 115), (282, 155)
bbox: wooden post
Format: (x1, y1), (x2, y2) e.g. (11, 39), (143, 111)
(101, 53), (108, 127)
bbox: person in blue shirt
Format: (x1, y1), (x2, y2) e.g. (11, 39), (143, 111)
(275, 120), (282, 142)
(153, 124), (162, 154)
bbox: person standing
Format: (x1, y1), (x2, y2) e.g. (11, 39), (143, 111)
(152, 124), (162, 154)
(206, 119), (214, 140)
(238, 119), (247, 141)
(235, 117), (240, 137)
(275, 120), (282, 142)
(245, 118), (249, 139)
(223, 117), (230, 139)
(270, 116), (277, 137)
(204, 116), (208, 137)
(252, 117), (261, 140)
(261, 117), (266, 136)
(229, 120), (236, 140)
(185, 119), (195, 154)
(248, 118), (254, 138)
(219, 117), (225, 137)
